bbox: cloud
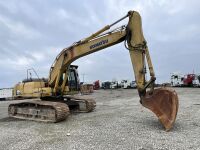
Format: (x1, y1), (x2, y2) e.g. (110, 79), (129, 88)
(0, 0), (200, 88)
(0, 14), (41, 39)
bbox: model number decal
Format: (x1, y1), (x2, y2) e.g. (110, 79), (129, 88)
(90, 39), (108, 49)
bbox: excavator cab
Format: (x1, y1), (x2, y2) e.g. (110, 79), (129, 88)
(68, 65), (80, 91)
(58, 65), (80, 94)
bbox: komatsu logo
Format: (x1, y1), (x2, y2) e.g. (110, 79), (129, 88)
(90, 39), (108, 49)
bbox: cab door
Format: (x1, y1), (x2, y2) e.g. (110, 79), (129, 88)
(68, 67), (80, 91)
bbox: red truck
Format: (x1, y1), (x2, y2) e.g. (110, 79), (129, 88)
(93, 80), (100, 90)
(183, 74), (195, 87)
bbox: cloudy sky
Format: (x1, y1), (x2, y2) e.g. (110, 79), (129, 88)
(0, 0), (200, 88)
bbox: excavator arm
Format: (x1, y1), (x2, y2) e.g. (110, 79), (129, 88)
(48, 11), (179, 131)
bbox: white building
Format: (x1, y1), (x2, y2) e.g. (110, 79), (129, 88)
(0, 88), (13, 100)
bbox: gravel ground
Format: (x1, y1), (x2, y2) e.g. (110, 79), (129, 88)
(0, 88), (200, 150)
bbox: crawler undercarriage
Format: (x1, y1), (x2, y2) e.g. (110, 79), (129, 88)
(8, 96), (96, 122)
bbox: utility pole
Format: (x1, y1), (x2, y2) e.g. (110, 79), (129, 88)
(81, 74), (86, 83)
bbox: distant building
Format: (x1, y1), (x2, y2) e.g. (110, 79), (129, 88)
(0, 88), (13, 100)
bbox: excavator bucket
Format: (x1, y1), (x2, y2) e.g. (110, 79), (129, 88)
(140, 88), (179, 131)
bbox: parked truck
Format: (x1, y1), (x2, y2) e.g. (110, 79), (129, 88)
(121, 80), (131, 89)
(183, 74), (195, 87)
(192, 74), (200, 87)
(93, 80), (100, 90)
(171, 73), (184, 87)
(130, 81), (137, 88)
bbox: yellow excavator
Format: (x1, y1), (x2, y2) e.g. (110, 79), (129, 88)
(9, 10), (179, 131)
